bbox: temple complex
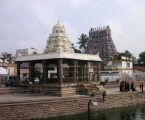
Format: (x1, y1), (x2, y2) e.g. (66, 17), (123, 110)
(15, 21), (102, 96)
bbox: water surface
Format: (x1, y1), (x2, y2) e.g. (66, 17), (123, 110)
(36, 104), (145, 120)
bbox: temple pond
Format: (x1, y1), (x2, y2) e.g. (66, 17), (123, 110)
(35, 104), (145, 120)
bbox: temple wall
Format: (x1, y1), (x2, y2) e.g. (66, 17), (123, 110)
(0, 92), (145, 120)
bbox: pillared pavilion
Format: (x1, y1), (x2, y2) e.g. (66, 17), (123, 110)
(15, 21), (102, 96)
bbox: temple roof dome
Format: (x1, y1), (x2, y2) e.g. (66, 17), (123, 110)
(54, 21), (62, 28)
(44, 21), (74, 53)
(52, 21), (65, 34)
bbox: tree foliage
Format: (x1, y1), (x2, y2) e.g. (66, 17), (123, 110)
(71, 43), (81, 53)
(137, 51), (145, 64)
(77, 33), (88, 52)
(119, 50), (133, 58)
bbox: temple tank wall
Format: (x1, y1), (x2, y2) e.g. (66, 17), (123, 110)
(0, 92), (145, 120)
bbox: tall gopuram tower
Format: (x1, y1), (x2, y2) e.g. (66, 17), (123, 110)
(44, 21), (74, 53)
(86, 25), (118, 64)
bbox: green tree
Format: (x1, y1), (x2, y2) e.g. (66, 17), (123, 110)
(119, 50), (133, 58)
(77, 33), (88, 53)
(137, 51), (145, 64)
(71, 43), (81, 53)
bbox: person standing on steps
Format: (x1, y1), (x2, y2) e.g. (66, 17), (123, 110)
(140, 83), (142, 92)
(103, 91), (106, 102)
(131, 81), (135, 91)
(122, 81), (125, 92)
(142, 83), (144, 93)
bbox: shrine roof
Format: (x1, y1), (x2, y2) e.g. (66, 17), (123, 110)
(15, 52), (102, 62)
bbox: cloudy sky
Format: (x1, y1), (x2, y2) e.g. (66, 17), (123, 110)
(0, 0), (145, 58)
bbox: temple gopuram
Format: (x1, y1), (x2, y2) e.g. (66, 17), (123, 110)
(15, 21), (102, 96)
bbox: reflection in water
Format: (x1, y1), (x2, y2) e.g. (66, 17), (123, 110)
(92, 105), (145, 120)
(36, 104), (145, 120)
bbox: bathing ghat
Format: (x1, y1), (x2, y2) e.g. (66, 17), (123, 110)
(0, 85), (145, 120)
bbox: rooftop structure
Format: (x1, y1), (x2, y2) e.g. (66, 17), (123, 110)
(104, 55), (133, 74)
(134, 66), (145, 72)
(0, 52), (16, 76)
(133, 65), (145, 81)
(86, 25), (118, 64)
(16, 52), (101, 62)
(16, 48), (42, 56)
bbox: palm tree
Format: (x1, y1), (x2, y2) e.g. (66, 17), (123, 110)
(77, 33), (88, 53)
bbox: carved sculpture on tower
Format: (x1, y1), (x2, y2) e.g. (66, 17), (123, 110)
(44, 21), (74, 53)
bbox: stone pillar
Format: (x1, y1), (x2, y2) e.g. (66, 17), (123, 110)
(29, 61), (35, 83)
(81, 62), (85, 82)
(57, 59), (62, 84)
(17, 62), (21, 81)
(87, 61), (90, 82)
(69, 61), (73, 78)
(78, 61), (84, 82)
(97, 62), (101, 81)
(84, 64), (86, 82)
(73, 60), (77, 83)
(76, 61), (78, 82)
(42, 60), (48, 84)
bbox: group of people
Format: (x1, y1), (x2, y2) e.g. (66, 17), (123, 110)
(120, 81), (136, 92)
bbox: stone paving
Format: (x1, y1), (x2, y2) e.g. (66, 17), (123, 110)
(0, 94), (89, 103)
(0, 92), (88, 103)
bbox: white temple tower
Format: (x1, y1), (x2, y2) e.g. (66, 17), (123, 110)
(44, 21), (74, 53)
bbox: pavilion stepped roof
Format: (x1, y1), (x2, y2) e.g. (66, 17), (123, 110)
(15, 52), (102, 62)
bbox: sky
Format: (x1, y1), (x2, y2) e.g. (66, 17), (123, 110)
(0, 0), (145, 58)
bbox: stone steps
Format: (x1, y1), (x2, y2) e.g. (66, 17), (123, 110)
(0, 87), (26, 95)
(78, 83), (101, 95)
